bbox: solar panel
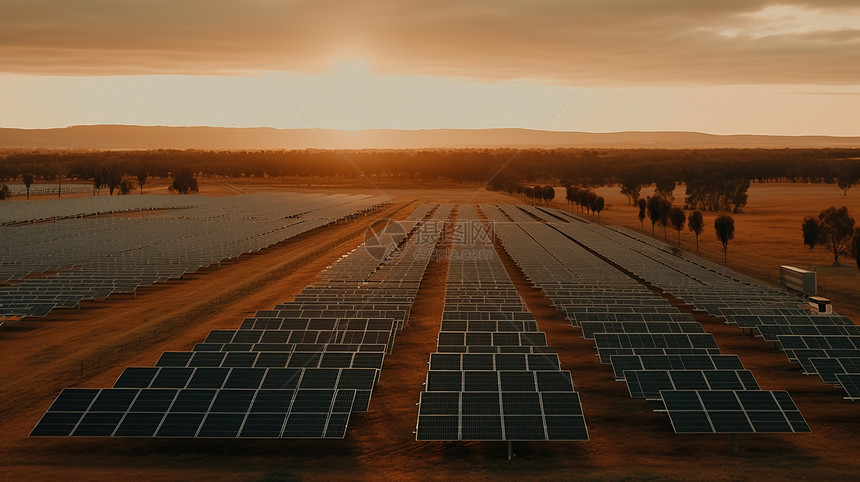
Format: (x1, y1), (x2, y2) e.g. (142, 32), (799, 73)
(31, 386), (363, 439)
(660, 390), (810, 434)
(809, 358), (860, 384)
(415, 415), (460, 440)
(462, 392), (501, 415)
(598, 347), (722, 364)
(415, 391), (587, 441)
(835, 373), (860, 400)
(609, 354), (746, 379)
(757, 324), (860, 343)
(777, 335), (860, 351)
(581, 321), (704, 339)
(625, 370), (759, 399)
(594, 333), (719, 351)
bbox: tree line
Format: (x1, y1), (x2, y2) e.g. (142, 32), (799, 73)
(633, 193), (733, 263)
(632, 199), (860, 270)
(2, 147), (859, 190)
(566, 186), (605, 222)
(516, 185), (556, 205)
(1, 163), (199, 199)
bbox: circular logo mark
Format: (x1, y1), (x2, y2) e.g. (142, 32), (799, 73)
(364, 218), (408, 261)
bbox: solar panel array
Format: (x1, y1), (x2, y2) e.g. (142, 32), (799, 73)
(478, 205), (512, 223)
(497, 205), (537, 224)
(1, 193), (194, 225)
(516, 205), (569, 223)
(4, 183), (93, 198)
(32, 203), (445, 439)
(1, 193), (388, 320)
(577, 220), (860, 402)
(416, 205), (588, 441)
(483, 204), (585, 225)
(493, 211), (810, 435)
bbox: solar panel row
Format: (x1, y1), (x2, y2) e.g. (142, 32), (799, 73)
(493, 211), (811, 436)
(32, 203), (445, 440)
(593, 221), (860, 402)
(1, 193), (391, 320)
(416, 206), (588, 442)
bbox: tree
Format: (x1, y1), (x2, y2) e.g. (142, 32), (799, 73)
(566, 186), (580, 212)
(0, 185), (10, 200)
(619, 177), (644, 205)
(92, 171), (104, 196)
(669, 207), (686, 245)
(22, 173), (34, 200)
(542, 185), (555, 205)
(102, 164), (123, 195)
(646, 196), (661, 235)
(655, 177), (676, 201)
(714, 215), (735, 264)
(837, 168), (857, 196)
(657, 197), (671, 240)
(585, 191), (597, 217)
(725, 178), (751, 213)
(702, 172), (727, 210)
(818, 206), (855, 265)
(853, 228), (860, 271)
(169, 168), (199, 194)
(49, 164), (67, 198)
(637, 198), (647, 231)
(801, 216), (820, 250)
(531, 185), (542, 205)
(137, 168), (149, 195)
(592, 196), (605, 223)
(119, 178), (135, 195)
(688, 210), (704, 252)
(684, 173), (751, 213)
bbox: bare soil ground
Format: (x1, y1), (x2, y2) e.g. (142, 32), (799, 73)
(3, 179), (860, 480)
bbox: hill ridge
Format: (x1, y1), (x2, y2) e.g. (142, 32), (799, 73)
(1, 125), (859, 150)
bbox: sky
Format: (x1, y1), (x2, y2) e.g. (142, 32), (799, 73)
(1, 1), (859, 136)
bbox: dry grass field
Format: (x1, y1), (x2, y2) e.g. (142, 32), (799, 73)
(548, 182), (860, 321)
(2, 178), (860, 480)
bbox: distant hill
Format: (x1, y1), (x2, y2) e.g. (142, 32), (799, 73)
(1, 125), (859, 150)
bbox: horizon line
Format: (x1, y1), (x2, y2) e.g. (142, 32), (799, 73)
(2, 124), (859, 139)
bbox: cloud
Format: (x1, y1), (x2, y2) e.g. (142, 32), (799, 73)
(1, 1), (859, 84)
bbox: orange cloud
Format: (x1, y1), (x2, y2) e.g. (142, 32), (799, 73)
(1, 1), (859, 84)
